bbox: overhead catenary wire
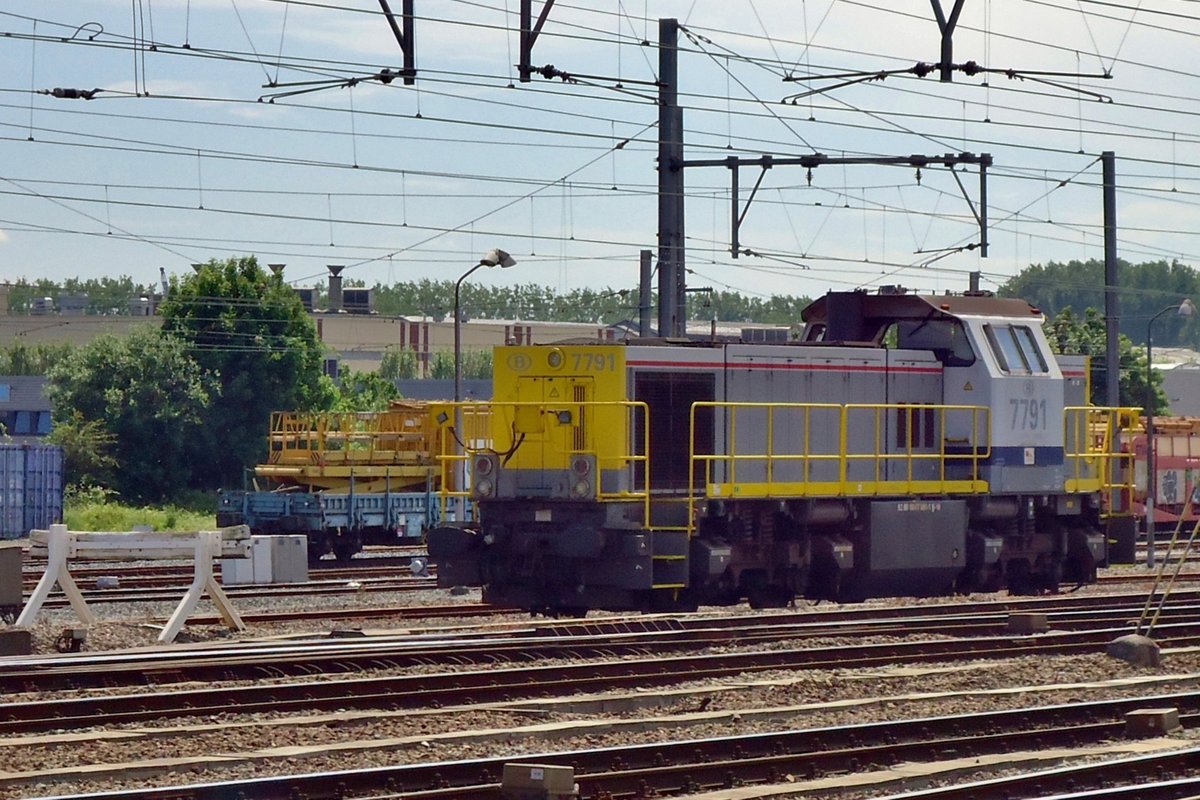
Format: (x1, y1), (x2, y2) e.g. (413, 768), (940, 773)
(2, 1), (1200, 299)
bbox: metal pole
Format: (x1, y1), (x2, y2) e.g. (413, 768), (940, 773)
(1145, 300), (1196, 567)
(454, 262), (482, 522)
(453, 279), (463, 403)
(454, 262), (484, 403)
(1146, 325), (1156, 569)
(519, 0), (532, 83)
(639, 249), (653, 337)
(978, 157), (989, 258)
(1103, 151), (1120, 410)
(657, 17), (684, 338)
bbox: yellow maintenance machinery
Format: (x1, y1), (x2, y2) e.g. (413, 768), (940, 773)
(217, 400), (473, 560)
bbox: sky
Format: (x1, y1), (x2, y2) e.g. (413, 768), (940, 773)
(2, 1), (1199, 312)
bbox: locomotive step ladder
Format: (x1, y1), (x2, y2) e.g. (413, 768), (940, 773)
(650, 529), (689, 589)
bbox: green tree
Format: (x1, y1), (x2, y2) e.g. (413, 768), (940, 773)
(45, 411), (119, 490)
(45, 326), (215, 501)
(379, 347), (421, 380)
(6, 276), (156, 314)
(367, 279), (810, 325)
(0, 341), (73, 375)
(1001, 259), (1200, 348)
(1045, 307), (1160, 411)
(331, 368), (400, 412)
(430, 349), (492, 380)
(158, 256), (335, 489)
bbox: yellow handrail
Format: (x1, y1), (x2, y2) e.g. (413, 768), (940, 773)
(1063, 405), (1137, 514)
(688, 401), (992, 533)
(436, 400), (651, 525)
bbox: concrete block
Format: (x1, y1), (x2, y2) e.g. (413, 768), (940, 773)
(1126, 708), (1182, 737)
(1007, 612), (1049, 634)
(1106, 633), (1162, 667)
(221, 556), (255, 585)
(251, 536), (274, 584)
(269, 535), (308, 583)
(222, 535), (307, 585)
(0, 628), (32, 656)
(501, 763), (577, 799)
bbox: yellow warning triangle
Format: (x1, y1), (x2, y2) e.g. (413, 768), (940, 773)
(963, 381), (973, 391)
(548, 387), (560, 398)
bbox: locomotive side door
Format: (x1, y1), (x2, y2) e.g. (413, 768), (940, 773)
(632, 371), (715, 494)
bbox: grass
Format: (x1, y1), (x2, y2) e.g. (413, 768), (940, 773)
(64, 487), (217, 532)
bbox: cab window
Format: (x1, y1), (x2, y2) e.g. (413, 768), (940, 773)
(896, 319), (975, 366)
(984, 324), (1048, 374)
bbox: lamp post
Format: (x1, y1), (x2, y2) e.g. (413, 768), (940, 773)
(454, 248), (517, 403)
(1145, 298), (1196, 568)
(451, 248), (516, 520)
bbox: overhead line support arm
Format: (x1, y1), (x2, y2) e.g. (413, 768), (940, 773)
(682, 152), (992, 260)
(930, 0), (967, 82)
(377, 0), (417, 85)
(520, 0), (558, 83)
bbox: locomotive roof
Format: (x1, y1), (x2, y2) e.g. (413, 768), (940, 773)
(801, 291), (1041, 344)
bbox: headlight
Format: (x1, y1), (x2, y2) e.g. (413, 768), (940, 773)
(474, 478), (494, 498)
(572, 479), (592, 498)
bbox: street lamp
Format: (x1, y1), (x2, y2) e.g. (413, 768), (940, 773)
(450, 248), (516, 520)
(1145, 298), (1196, 568)
(454, 248), (517, 403)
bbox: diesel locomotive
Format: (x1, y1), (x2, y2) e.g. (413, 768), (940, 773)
(428, 289), (1134, 612)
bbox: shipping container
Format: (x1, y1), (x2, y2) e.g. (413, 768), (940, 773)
(0, 444), (64, 539)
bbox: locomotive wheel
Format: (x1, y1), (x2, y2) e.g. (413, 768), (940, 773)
(1005, 559), (1035, 596)
(307, 536), (332, 564)
(333, 540), (360, 562)
(1032, 554), (1062, 594)
(649, 590), (699, 613)
(748, 586), (792, 610)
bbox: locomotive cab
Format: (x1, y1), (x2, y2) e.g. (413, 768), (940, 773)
(802, 291), (1111, 595)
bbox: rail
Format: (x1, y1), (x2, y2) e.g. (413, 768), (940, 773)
(1063, 406), (1138, 509)
(689, 402), (991, 532)
(436, 400), (651, 522)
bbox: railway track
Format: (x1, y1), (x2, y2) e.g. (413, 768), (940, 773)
(5, 613), (1200, 735)
(181, 601), (508, 626)
(22, 693), (1200, 800)
(8, 590), (1200, 692)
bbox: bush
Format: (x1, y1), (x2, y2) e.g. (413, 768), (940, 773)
(64, 486), (216, 532)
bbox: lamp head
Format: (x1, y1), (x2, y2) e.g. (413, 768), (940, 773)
(480, 248), (517, 269)
(1179, 298), (1196, 318)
